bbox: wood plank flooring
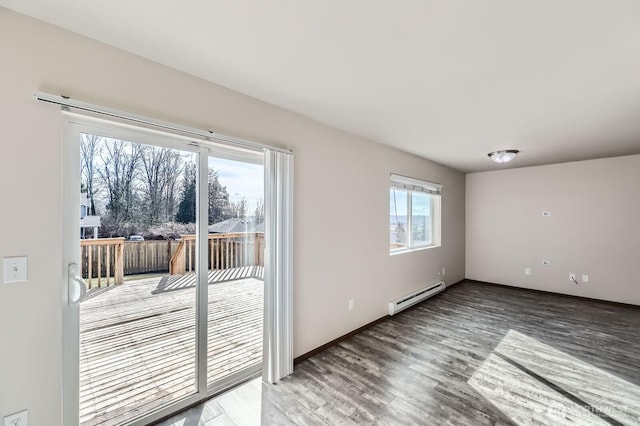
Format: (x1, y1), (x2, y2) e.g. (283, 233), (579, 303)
(158, 280), (640, 425)
(79, 272), (263, 426)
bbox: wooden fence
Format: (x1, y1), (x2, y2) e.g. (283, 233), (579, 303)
(170, 233), (265, 275)
(80, 233), (265, 288)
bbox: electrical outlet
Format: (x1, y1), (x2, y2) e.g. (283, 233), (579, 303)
(525, 268), (532, 276)
(582, 275), (589, 283)
(348, 299), (355, 311)
(4, 410), (28, 426)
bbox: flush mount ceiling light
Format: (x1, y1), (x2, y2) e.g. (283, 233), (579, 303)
(488, 150), (519, 164)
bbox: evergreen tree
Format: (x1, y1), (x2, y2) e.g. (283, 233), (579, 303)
(175, 163), (197, 224)
(208, 169), (232, 224)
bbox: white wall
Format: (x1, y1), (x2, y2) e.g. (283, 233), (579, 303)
(0, 8), (465, 423)
(466, 154), (640, 305)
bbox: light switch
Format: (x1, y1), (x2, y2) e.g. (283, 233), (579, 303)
(3, 256), (28, 283)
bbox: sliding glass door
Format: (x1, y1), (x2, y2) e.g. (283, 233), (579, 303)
(62, 117), (266, 426)
(205, 155), (264, 390)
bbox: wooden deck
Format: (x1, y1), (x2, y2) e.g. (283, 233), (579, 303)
(79, 268), (263, 426)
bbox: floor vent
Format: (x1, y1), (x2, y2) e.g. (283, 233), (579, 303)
(388, 281), (446, 315)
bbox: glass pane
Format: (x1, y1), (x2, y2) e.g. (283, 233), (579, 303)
(207, 157), (264, 385)
(411, 192), (432, 246)
(78, 134), (198, 425)
(390, 188), (408, 250)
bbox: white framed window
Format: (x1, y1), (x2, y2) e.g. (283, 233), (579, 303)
(390, 174), (441, 253)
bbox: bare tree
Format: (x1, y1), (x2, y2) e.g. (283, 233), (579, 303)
(163, 154), (183, 220)
(230, 197), (248, 219)
(98, 139), (142, 223)
(254, 198), (264, 224)
(141, 146), (182, 225)
(80, 134), (101, 215)
(82, 136), (242, 237)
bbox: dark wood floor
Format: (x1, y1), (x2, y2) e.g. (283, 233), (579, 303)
(160, 280), (640, 425)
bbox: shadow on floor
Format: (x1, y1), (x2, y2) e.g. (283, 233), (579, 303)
(83, 285), (118, 301)
(151, 266), (264, 294)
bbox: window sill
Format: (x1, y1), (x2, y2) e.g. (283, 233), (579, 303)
(390, 244), (441, 256)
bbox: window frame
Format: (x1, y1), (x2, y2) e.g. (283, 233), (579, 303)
(389, 174), (442, 254)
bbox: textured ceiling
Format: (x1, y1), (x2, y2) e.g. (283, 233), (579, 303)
(3, 0), (640, 172)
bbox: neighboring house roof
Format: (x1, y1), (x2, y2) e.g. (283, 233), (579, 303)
(80, 215), (101, 228)
(208, 218), (264, 234)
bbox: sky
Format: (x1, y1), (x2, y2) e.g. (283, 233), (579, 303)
(209, 157), (264, 211)
(389, 189), (431, 217)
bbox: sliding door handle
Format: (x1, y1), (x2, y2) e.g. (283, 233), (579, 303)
(68, 263), (87, 304)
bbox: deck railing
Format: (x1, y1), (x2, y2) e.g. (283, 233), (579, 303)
(123, 240), (182, 275)
(81, 233), (264, 288)
(80, 238), (125, 288)
(169, 232), (265, 275)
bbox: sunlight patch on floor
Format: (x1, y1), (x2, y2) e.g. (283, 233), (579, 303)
(160, 378), (262, 426)
(469, 329), (640, 425)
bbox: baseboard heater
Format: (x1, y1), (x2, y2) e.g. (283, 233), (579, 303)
(388, 281), (446, 315)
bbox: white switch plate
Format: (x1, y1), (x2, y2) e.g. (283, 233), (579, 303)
(3, 257), (28, 283)
(4, 409), (28, 426)
(348, 298), (355, 311)
(525, 268), (532, 276)
(582, 275), (589, 283)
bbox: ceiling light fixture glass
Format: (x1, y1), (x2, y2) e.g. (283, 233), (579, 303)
(488, 150), (519, 164)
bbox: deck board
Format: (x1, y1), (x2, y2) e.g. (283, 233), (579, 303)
(79, 270), (263, 426)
